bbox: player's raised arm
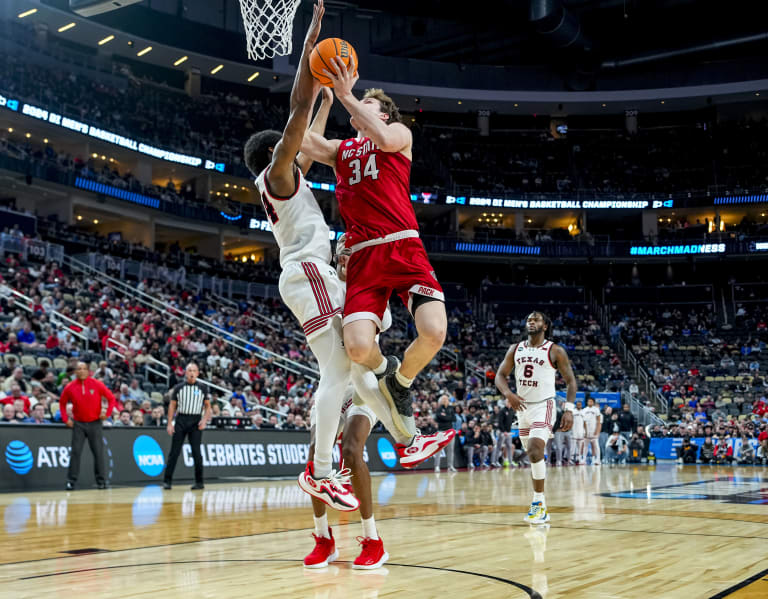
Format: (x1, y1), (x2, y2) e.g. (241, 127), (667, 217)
(297, 87), (334, 175)
(551, 344), (577, 431)
(268, 0), (325, 195)
(495, 344), (525, 412)
(323, 56), (411, 153)
(301, 130), (341, 168)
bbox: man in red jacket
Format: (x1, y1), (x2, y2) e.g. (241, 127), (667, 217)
(59, 362), (116, 490)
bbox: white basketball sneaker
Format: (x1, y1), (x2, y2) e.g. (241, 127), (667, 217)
(524, 501), (551, 525)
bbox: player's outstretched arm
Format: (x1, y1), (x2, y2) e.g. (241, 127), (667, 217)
(297, 87), (333, 175)
(495, 345), (525, 412)
(301, 130), (341, 168)
(268, 0), (324, 195)
(324, 56), (411, 153)
(552, 344), (577, 431)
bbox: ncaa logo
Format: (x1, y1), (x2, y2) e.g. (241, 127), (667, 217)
(377, 437), (397, 468)
(5, 440), (34, 475)
(133, 435), (165, 477)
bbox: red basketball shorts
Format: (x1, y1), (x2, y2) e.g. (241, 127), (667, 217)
(343, 237), (443, 328)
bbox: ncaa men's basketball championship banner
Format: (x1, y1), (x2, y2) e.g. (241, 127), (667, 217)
(0, 426), (427, 491)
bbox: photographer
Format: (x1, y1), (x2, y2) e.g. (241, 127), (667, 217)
(699, 437), (716, 464)
(737, 436), (756, 465)
(676, 436), (698, 464)
(605, 429), (629, 465)
(628, 433), (645, 464)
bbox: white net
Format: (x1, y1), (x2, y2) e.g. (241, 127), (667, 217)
(239, 0), (302, 60)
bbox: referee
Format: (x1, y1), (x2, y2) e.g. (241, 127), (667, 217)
(163, 363), (211, 490)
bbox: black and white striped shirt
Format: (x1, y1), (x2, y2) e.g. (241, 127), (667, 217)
(171, 381), (207, 415)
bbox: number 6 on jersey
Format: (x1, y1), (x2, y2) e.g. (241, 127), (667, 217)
(348, 154), (379, 185)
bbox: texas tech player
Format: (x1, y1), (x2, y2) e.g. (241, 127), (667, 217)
(301, 56), (446, 443)
(496, 312), (577, 524)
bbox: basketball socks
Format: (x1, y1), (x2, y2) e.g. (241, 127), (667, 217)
(361, 516), (378, 540)
(533, 491), (545, 505)
(395, 369), (414, 388)
(314, 514), (330, 538)
(351, 364), (411, 445)
(373, 357), (388, 376)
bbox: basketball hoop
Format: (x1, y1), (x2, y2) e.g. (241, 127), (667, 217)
(239, 0), (302, 60)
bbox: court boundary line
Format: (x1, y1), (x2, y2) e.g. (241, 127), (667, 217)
(402, 517), (768, 541)
(15, 559), (542, 598)
(709, 566), (768, 598)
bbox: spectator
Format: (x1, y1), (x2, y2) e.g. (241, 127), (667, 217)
(2, 367), (28, 393)
(23, 403), (50, 424)
(128, 379), (148, 403)
(113, 409), (133, 427)
(434, 394), (457, 473)
(617, 403), (636, 439)
(1, 403), (19, 423)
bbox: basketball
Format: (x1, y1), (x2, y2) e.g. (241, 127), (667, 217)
(309, 38), (358, 87)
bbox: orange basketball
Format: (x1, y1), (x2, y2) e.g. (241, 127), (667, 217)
(309, 38), (358, 88)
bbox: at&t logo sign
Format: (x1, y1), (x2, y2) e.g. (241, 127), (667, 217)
(5, 440), (33, 475)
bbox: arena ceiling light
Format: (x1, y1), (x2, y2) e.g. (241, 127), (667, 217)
(98, 35), (115, 46)
(18, 9), (38, 18)
(211, 64), (224, 75)
(174, 56), (188, 66)
(58, 22), (76, 33)
(248, 72), (260, 82)
(137, 46), (153, 57)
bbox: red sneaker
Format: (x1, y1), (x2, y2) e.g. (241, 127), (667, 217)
(304, 527), (338, 569)
(352, 536), (389, 570)
(298, 462), (359, 512)
(396, 429), (456, 468)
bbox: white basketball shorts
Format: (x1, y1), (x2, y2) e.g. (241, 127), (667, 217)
(517, 398), (556, 443)
(279, 260), (345, 341)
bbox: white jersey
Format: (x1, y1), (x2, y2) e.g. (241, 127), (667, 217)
(572, 408), (586, 438)
(582, 405), (601, 437)
(513, 339), (557, 404)
(255, 166), (332, 268)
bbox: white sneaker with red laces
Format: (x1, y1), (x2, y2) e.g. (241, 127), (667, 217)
(304, 528), (338, 568)
(396, 429), (456, 469)
(298, 462), (360, 512)
(353, 536), (389, 570)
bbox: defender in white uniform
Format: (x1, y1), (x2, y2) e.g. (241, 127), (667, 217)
(496, 311), (577, 525)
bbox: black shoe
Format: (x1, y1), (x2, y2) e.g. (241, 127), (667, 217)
(65, 481), (74, 491)
(378, 373), (416, 438)
(190, 483), (205, 490)
(97, 481), (107, 490)
(163, 481), (172, 490)
(375, 355), (400, 380)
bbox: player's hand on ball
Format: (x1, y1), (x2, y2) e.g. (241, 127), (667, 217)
(560, 410), (574, 432)
(324, 55), (358, 98)
(167, 422), (174, 436)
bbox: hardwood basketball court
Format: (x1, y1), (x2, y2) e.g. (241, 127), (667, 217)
(1, 464), (766, 598)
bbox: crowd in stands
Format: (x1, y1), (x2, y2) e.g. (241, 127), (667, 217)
(610, 303), (768, 463)
(3, 19), (768, 202)
(3, 222), (768, 466)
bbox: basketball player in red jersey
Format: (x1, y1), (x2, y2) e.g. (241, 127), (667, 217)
(301, 56), (446, 440)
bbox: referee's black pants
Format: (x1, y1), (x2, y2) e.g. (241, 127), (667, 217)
(68, 419), (106, 485)
(164, 414), (204, 484)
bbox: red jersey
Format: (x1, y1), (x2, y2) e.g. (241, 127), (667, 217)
(335, 136), (418, 246)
